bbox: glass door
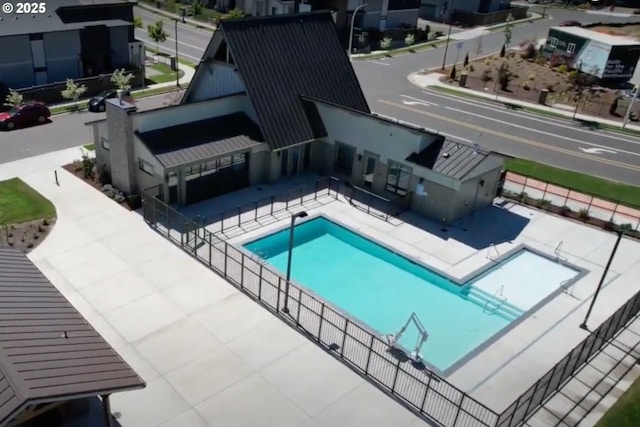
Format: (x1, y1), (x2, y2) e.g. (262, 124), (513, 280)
(363, 155), (376, 188)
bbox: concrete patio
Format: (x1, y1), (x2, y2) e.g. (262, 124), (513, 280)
(13, 162), (431, 427)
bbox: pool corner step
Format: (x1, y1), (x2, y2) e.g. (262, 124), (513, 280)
(466, 286), (526, 320)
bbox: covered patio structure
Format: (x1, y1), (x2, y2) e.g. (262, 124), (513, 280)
(0, 247), (146, 427)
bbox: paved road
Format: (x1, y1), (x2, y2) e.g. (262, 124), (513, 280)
(0, 95), (169, 164)
(369, 89), (640, 185)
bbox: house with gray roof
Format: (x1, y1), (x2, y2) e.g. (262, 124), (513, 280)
(0, 0), (141, 90)
(0, 246), (145, 427)
(88, 11), (503, 223)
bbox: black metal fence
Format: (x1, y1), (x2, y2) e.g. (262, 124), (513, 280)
(141, 188), (500, 427)
(495, 288), (640, 427)
(142, 181), (640, 427)
(345, 182), (412, 222)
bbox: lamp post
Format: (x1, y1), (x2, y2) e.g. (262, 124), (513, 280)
(441, 0), (456, 71)
(348, 3), (368, 61)
(174, 18), (180, 88)
(541, 1), (548, 18)
(282, 211), (309, 314)
(579, 230), (624, 330)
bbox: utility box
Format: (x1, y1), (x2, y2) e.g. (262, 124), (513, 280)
(459, 73), (467, 88)
(538, 89), (549, 105)
(170, 56), (178, 72)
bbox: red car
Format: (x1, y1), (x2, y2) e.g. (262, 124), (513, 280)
(0, 102), (51, 130)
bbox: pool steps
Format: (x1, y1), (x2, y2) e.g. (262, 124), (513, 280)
(461, 286), (525, 321)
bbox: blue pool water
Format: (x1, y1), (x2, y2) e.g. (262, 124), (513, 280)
(244, 217), (532, 371)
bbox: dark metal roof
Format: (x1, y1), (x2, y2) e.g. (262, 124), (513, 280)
(0, 246), (145, 426)
(406, 139), (488, 179)
(0, 0), (132, 37)
(219, 12), (370, 150)
(136, 112), (265, 168)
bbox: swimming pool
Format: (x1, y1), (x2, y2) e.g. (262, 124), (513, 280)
(243, 216), (579, 371)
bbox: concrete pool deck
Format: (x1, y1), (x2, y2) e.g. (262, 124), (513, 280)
(183, 178), (640, 415)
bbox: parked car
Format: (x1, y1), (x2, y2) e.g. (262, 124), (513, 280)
(87, 90), (118, 112)
(0, 102), (50, 130)
(560, 20), (582, 27)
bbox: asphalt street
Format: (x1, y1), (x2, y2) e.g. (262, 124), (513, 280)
(0, 95), (169, 164)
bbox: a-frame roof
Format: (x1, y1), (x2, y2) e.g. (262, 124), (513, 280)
(189, 12), (370, 151)
(0, 246), (145, 426)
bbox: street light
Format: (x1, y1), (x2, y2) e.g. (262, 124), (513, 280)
(579, 230), (625, 330)
(441, 0), (456, 71)
(348, 3), (368, 61)
(282, 211), (309, 314)
(173, 18), (180, 88)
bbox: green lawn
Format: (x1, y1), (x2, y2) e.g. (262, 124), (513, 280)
(595, 376), (640, 427)
(0, 178), (56, 224)
(504, 158), (640, 208)
(83, 143), (95, 151)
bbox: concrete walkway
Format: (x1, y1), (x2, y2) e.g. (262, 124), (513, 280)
(408, 72), (640, 133)
(1, 149), (430, 427)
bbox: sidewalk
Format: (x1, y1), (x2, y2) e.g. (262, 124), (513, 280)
(50, 59), (195, 112)
(136, 1), (217, 31)
(408, 72), (640, 133)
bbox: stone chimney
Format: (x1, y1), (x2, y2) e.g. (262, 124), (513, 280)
(106, 98), (138, 195)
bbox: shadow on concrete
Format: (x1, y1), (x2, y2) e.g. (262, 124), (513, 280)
(398, 204), (531, 250)
(21, 397), (122, 427)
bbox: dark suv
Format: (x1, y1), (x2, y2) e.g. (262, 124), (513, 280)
(0, 102), (51, 130)
(87, 90), (117, 112)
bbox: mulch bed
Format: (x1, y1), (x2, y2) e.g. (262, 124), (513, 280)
(444, 50), (639, 121)
(62, 161), (141, 211)
(0, 218), (56, 252)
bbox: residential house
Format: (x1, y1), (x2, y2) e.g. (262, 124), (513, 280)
(88, 11), (503, 224)
(0, 247), (145, 427)
(419, 0), (510, 21)
(0, 0), (143, 90)
(542, 26), (640, 83)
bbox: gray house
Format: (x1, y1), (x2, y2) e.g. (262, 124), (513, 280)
(0, 0), (141, 90)
(88, 12), (503, 223)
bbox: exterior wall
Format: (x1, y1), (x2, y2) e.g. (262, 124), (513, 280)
(606, 45), (640, 80)
(268, 152), (281, 183)
(109, 25), (131, 68)
(266, 0), (293, 14)
(135, 93), (248, 133)
(310, 140), (334, 175)
(386, 9), (420, 28)
(249, 149), (271, 185)
(0, 35), (35, 89)
(448, 168), (501, 222)
(314, 102), (434, 165)
(105, 99), (138, 195)
(133, 135), (164, 192)
(410, 174), (456, 223)
(186, 62), (247, 102)
(44, 31), (82, 83)
(93, 121), (111, 175)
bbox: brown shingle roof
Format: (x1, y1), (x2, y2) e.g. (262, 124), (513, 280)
(0, 246), (145, 426)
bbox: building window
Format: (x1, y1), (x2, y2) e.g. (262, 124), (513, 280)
(567, 42), (576, 54)
(138, 158), (154, 175)
(100, 137), (110, 151)
(387, 0), (421, 11)
(549, 38), (558, 48)
(385, 161), (411, 196)
(167, 171), (178, 186)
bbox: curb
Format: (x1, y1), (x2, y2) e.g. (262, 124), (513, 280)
(136, 2), (217, 31)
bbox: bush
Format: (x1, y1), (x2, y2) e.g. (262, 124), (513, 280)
(467, 64), (475, 72)
(379, 37), (392, 50)
(481, 69), (493, 84)
(578, 208), (590, 220)
(528, 72), (536, 81)
(404, 33), (415, 47)
(484, 59), (492, 66)
(549, 53), (563, 68)
(522, 81), (531, 90)
(546, 83), (554, 92)
(519, 40), (537, 60)
(557, 64), (568, 73)
(535, 54), (546, 65)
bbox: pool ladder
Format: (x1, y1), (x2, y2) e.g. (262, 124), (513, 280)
(486, 244), (501, 261)
(483, 285), (508, 315)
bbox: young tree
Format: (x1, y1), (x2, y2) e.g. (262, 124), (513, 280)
(449, 65), (457, 80)
(192, 1), (204, 16)
(148, 20), (168, 57)
(111, 69), (135, 92)
(133, 16), (143, 29)
(3, 89), (23, 108)
(225, 8), (246, 19)
(567, 65), (598, 118)
(404, 33), (415, 47)
(496, 62), (514, 91)
(61, 79), (87, 105)
(463, 52), (469, 67)
(474, 35), (484, 59)
(503, 13), (514, 47)
(500, 44), (506, 58)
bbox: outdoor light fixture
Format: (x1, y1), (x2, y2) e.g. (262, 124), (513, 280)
(282, 211), (309, 314)
(348, 3), (368, 60)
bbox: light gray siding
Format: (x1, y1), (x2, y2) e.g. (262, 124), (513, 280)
(188, 63), (246, 102)
(44, 31), (81, 82)
(109, 26), (131, 68)
(0, 35), (34, 88)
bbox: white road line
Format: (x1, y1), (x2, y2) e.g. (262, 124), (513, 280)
(422, 89), (640, 145)
(367, 60), (391, 66)
(372, 112), (475, 143)
(401, 94), (438, 107)
(444, 105), (640, 157)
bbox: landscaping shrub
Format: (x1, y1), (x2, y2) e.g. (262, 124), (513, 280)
(522, 81), (531, 90)
(500, 44), (506, 58)
(528, 72), (536, 81)
(484, 59), (492, 66)
(557, 64), (568, 74)
(449, 65), (457, 80)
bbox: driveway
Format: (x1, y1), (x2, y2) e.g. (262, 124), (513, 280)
(11, 151), (430, 427)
